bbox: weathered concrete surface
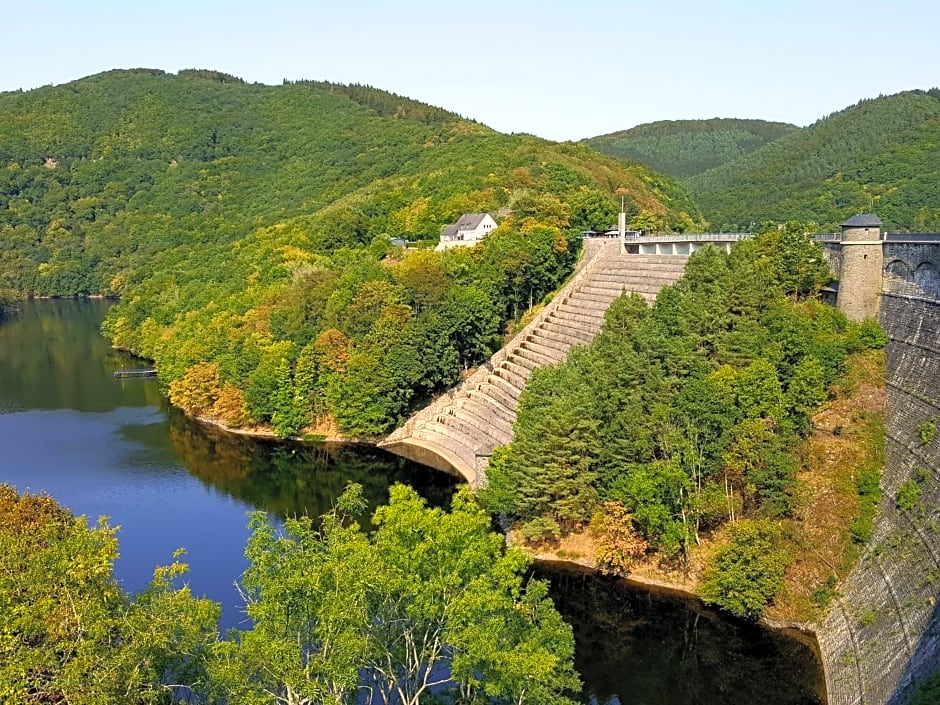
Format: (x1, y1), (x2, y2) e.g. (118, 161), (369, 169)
(819, 287), (940, 705)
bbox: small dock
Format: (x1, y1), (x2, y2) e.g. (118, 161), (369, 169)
(113, 368), (157, 379)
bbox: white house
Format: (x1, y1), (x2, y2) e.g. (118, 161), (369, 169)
(435, 212), (497, 251)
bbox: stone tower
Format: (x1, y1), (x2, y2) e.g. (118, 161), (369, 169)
(837, 213), (883, 321)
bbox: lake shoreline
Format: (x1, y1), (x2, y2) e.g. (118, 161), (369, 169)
(185, 405), (822, 644)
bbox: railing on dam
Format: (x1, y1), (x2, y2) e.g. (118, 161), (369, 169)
(591, 231), (847, 256)
(621, 233), (752, 255)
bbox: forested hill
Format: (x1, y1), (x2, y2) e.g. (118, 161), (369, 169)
(688, 90), (940, 231)
(584, 118), (798, 180)
(0, 68), (701, 296)
(0, 68), (703, 438)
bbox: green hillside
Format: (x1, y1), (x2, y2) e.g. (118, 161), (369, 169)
(688, 90), (940, 231)
(0, 69), (703, 437)
(585, 118), (798, 180)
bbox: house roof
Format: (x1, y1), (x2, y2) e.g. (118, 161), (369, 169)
(454, 212), (492, 231)
(441, 224), (459, 237)
(842, 213), (882, 228)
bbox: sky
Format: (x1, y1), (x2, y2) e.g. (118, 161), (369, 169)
(1, 0), (937, 142)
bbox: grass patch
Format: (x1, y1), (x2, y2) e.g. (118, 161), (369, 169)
(766, 349), (885, 623)
(897, 480), (923, 512)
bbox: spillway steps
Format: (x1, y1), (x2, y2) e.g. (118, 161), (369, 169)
(380, 251), (689, 486)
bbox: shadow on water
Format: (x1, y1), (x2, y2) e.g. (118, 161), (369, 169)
(163, 406), (459, 525)
(535, 564), (827, 705)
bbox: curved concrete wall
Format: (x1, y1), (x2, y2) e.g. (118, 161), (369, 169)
(819, 288), (940, 705)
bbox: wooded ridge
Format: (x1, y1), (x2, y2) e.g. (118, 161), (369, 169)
(0, 69), (702, 438)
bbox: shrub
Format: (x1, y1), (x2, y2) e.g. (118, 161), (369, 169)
(700, 519), (789, 619)
(811, 575), (839, 609)
(897, 480), (922, 512)
(520, 516), (561, 544)
(847, 319), (888, 351)
(851, 462), (881, 545)
(917, 420), (936, 445)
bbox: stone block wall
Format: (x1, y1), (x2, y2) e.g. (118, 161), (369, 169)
(838, 242), (884, 321)
(822, 241), (844, 278)
(884, 243), (940, 298)
(819, 292), (940, 705)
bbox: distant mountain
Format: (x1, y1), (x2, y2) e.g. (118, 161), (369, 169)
(584, 118), (798, 179)
(688, 90), (940, 231)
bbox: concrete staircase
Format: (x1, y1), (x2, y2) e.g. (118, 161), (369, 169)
(380, 245), (689, 486)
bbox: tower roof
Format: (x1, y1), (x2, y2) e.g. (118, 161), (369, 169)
(842, 213), (882, 228)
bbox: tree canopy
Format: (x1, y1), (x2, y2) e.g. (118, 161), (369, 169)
(688, 90), (940, 231)
(212, 484), (579, 705)
(481, 224), (886, 618)
(0, 482), (580, 704)
(585, 118), (797, 180)
(0, 484), (219, 704)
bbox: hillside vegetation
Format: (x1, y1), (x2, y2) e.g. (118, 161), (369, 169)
(688, 90), (940, 231)
(481, 225), (888, 619)
(0, 69), (703, 437)
(585, 118), (797, 180)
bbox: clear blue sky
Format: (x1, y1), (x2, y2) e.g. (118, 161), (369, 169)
(2, 0), (937, 142)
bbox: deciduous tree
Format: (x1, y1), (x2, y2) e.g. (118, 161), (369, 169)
(210, 484), (580, 705)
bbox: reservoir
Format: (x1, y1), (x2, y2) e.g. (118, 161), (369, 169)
(0, 299), (826, 704)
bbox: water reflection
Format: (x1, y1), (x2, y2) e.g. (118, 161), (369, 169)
(0, 299), (457, 628)
(0, 298), (163, 412)
(537, 565), (826, 705)
(166, 408), (458, 525)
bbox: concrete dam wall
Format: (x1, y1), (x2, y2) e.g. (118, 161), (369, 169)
(819, 287), (940, 705)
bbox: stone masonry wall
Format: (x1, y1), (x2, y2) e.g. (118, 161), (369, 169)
(819, 290), (940, 705)
(822, 241), (844, 278)
(884, 243), (940, 299)
(838, 241), (884, 321)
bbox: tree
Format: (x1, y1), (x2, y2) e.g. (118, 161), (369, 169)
(168, 361), (222, 415)
(210, 484), (580, 705)
(567, 188), (618, 231)
(590, 501), (650, 575)
(0, 484), (219, 704)
(434, 285), (501, 369)
(700, 519), (789, 619)
(212, 384), (252, 427)
(392, 249), (450, 312)
(483, 393), (600, 533)
(733, 358), (785, 420)
(753, 223), (832, 299)
(785, 355), (828, 418)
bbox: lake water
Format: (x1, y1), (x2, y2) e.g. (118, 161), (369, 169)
(0, 299), (827, 704)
